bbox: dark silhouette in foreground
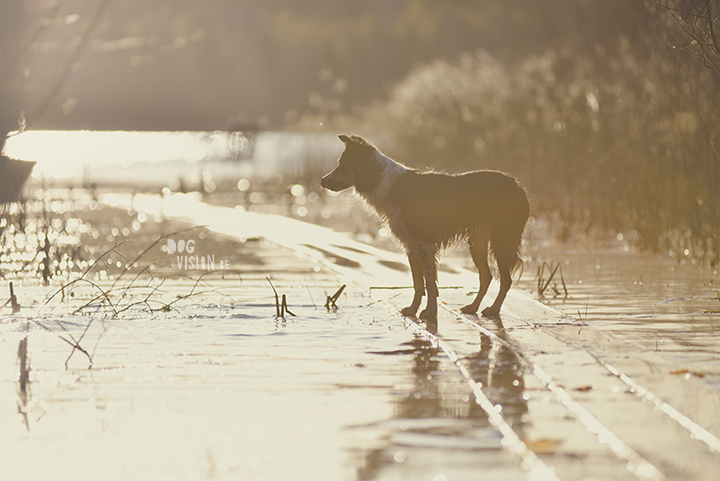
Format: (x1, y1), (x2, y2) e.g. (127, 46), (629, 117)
(0, 157), (35, 203)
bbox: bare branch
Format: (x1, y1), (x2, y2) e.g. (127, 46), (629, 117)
(657, 0), (720, 75)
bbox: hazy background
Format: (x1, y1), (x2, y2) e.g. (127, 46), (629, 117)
(2, 0), (670, 131)
(1, 0), (719, 258)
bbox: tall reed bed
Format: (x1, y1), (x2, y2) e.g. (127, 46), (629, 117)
(364, 46), (720, 264)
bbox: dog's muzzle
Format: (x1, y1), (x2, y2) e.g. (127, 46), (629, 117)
(320, 165), (353, 192)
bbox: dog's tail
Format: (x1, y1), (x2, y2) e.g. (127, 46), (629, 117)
(490, 190), (530, 283)
(490, 230), (524, 282)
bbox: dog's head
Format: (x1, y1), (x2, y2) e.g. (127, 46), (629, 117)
(320, 134), (380, 192)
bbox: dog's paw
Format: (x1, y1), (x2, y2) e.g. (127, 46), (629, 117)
(400, 306), (418, 318)
(460, 304), (478, 315)
(481, 306), (501, 318)
(419, 308), (437, 321)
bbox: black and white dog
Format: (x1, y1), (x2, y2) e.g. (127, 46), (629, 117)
(321, 134), (529, 320)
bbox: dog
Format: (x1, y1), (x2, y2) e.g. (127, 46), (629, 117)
(320, 134), (530, 320)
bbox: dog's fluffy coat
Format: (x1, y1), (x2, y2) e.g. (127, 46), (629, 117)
(321, 134), (530, 320)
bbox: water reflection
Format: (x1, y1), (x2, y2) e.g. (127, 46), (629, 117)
(354, 330), (528, 479)
(464, 333), (528, 437)
(393, 336), (482, 420)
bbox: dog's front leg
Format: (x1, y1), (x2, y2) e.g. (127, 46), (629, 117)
(400, 252), (424, 317)
(418, 250), (438, 321)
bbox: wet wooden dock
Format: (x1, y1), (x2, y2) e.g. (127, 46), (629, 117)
(101, 192), (720, 481)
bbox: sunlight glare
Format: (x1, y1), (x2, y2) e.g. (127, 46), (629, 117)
(4, 131), (220, 179)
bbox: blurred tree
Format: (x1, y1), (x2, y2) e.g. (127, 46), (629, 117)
(27, 0), (112, 127)
(15, 0), (632, 131)
(0, 0), (36, 203)
(368, 1), (720, 258)
(0, 0), (28, 153)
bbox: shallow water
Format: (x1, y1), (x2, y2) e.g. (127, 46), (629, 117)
(3, 215), (720, 479)
(0, 250), (527, 481)
(517, 244), (720, 374)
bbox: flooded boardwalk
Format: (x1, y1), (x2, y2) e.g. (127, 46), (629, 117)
(0, 190), (719, 480)
(34, 191), (710, 481)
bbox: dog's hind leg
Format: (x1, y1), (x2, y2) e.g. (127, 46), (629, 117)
(461, 231), (492, 314)
(482, 263), (511, 318)
(418, 247), (439, 321)
(400, 251), (425, 317)
(482, 228), (523, 318)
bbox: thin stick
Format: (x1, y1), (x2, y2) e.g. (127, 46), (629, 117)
(10, 282), (20, 313)
(306, 285), (317, 309)
(267, 277), (282, 318)
(44, 241), (129, 307)
(17, 332), (30, 430)
(282, 294), (297, 317)
(325, 284), (346, 310)
(540, 262), (561, 296)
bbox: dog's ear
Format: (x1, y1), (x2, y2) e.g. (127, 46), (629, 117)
(338, 134), (351, 144)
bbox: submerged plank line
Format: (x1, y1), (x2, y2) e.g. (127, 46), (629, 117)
(441, 305), (667, 481)
(530, 365), (666, 481)
(494, 302), (720, 458)
(599, 358), (720, 455)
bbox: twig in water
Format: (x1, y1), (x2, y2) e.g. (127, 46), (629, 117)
(267, 277), (282, 318)
(17, 329), (30, 430)
(537, 261), (568, 298)
(306, 285), (317, 309)
(64, 317), (96, 368)
(29, 319), (94, 369)
(9, 282), (20, 313)
(34, 228), (243, 372)
(536, 264), (544, 294)
(325, 284), (346, 310)
(578, 293), (589, 322)
(266, 278), (297, 318)
(44, 241), (129, 309)
(281, 294), (296, 317)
